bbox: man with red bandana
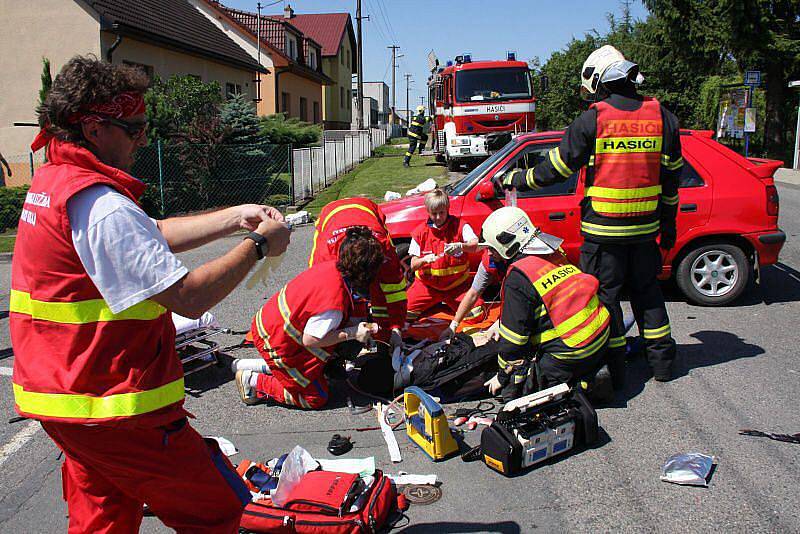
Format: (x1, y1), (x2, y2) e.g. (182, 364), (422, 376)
(10, 57), (290, 532)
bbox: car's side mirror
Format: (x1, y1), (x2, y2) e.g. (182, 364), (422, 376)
(476, 181), (498, 201)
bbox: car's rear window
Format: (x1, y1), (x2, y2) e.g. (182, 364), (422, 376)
(679, 162), (705, 188)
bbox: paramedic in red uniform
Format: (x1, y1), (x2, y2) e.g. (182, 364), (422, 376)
(240, 227), (385, 408)
(406, 188), (483, 322)
(503, 45), (681, 387)
(308, 197), (407, 350)
(9, 57), (290, 533)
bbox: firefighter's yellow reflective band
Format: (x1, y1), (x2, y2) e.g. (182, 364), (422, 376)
(581, 220), (660, 237)
(9, 290), (165, 324)
(608, 336), (627, 349)
(548, 147), (572, 178)
(533, 297), (608, 347)
(661, 195), (679, 206)
(595, 136), (662, 154)
(551, 328), (609, 360)
(643, 324), (671, 339)
(661, 155), (684, 170)
(525, 168), (539, 189)
(592, 199), (659, 214)
(499, 323), (529, 345)
(532, 265), (580, 297)
(13, 378), (184, 419)
(586, 185), (662, 199)
(278, 287), (330, 362)
(384, 290), (407, 304)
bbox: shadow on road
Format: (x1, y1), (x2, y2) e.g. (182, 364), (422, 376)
(399, 521), (521, 533)
(608, 329), (765, 407)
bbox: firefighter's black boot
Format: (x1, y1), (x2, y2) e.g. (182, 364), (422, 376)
(607, 348), (626, 391)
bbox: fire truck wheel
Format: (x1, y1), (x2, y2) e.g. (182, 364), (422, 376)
(447, 158), (460, 172)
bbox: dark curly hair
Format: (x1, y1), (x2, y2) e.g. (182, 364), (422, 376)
(337, 226), (385, 293)
(37, 55), (149, 147)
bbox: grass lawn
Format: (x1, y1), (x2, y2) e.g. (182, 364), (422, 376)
(305, 142), (447, 216)
(0, 229), (16, 253)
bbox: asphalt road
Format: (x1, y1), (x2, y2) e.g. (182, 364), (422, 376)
(1, 184), (799, 533)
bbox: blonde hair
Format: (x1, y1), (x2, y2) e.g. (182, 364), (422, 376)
(424, 188), (449, 213)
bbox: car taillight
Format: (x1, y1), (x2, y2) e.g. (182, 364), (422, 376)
(766, 185), (779, 216)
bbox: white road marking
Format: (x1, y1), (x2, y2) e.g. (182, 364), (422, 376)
(0, 367), (12, 376)
(0, 420), (40, 468)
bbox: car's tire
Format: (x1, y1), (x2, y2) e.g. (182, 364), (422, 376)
(447, 158), (459, 172)
(675, 242), (750, 306)
(395, 241), (414, 283)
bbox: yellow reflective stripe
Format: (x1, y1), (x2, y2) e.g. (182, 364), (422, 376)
(661, 194), (679, 206)
(643, 324), (671, 339)
(384, 290), (407, 304)
(465, 306), (483, 319)
(308, 222), (321, 268)
(13, 378), (184, 420)
(608, 336), (626, 349)
(581, 220), (660, 237)
(586, 185), (662, 199)
(9, 290), (165, 324)
(534, 305), (547, 319)
(499, 323), (529, 345)
(408, 132), (421, 139)
(548, 147), (572, 178)
(588, 155), (595, 167)
(405, 152), (414, 157)
(661, 155), (684, 170)
(533, 296), (606, 346)
(278, 287), (331, 363)
(318, 203), (378, 235)
(411, 121), (424, 127)
(372, 312), (390, 318)
(254, 309), (310, 388)
(592, 199), (659, 214)
(551, 328), (609, 360)
(595, 136), (662, 154)
(425, 263), (467, 277)
(379, 281), (406, 293)
(524, 168), (539, 189)
(532, 265), (580, 297)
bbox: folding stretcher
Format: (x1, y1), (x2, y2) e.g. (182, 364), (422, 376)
(173, 312), (228, 375)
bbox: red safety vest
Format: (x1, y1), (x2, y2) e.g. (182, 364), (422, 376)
(586, 97), (663, 219)
(508, 254), (609, 358)
(412, 216), (470, 291)
(10, 139), (184, 425)
(480, 249), (508, 285)
(309, 197), (406, 332)
(251, 261), (353, 401)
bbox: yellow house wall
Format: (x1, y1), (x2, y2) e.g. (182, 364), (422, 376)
(277, 73), (322, 122)
(320, 34), (353, 129)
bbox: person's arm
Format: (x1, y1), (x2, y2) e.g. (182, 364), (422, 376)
(303, 322), (378, 348)
(490, 270), (538, 392)
(460, 223), (479, 253)
(504, 109), (596, 191)
(659, 108), (682, 249)
(407, 237), (435, 271)
(151, 217), (289, 318)
(443, 262), (494, 339)
(0, 153), (11, 176)
(157, 204), (285, 253)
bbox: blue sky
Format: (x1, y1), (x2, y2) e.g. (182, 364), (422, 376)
(224, 0), (650, 112)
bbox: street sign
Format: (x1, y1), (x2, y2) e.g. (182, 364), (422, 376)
(744, 70), (761, 86)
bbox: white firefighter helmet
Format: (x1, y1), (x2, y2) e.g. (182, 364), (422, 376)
(479, 206), (563, 260)
(580, 45), (644, 100)
(416, 105), (425, 113)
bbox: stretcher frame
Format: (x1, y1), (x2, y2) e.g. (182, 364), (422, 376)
(175, 326), (226, 375)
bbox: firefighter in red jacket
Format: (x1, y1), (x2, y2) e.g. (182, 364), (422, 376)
(239, 227), (385, 408)
(308, 197), (406, 349)
(503, 45), (681, 387)
(406, 188), (483, 322)
(10, 57), (290, 533)
(480, 207), (610, 401)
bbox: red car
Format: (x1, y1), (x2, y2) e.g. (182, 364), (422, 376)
(380, 130), (785, 306)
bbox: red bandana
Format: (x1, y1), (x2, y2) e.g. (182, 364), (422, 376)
(31, 91), (146, 152)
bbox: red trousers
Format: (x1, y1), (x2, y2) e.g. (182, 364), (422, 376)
(255, 368), (329, 410)
(42, 418), (250, 534)
(405, 279), (485, 321)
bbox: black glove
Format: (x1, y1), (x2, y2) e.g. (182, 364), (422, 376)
(501, 169), (524, 190)
(659, 228), (676, 250)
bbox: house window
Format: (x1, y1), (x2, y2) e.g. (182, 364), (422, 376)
(123, 60), (154, 80)
(347, 96), (351, 110)
(225, 83), (242, 99)
(287, 37), (296, 60)
(341, 48), (345, 65)
(340, 87), (345, 108)
(281, 92), (290, 115)
(352, 89), (357, 98)
(313, 101), (320, 124)
(299, 97), (308, 121)
(347, 50), (351, 69)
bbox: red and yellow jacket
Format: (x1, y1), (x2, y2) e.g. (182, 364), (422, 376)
(411, 216), (470, 291)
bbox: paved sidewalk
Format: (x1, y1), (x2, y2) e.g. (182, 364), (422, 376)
(775, 167), (800, 186)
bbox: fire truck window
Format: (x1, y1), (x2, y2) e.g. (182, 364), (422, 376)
(678, 162), (704, 188)
(503, 143), (577, 198)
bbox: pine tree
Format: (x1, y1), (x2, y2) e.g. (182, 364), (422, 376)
(39, 57), (52, 107)
(220, 94), (264, 154)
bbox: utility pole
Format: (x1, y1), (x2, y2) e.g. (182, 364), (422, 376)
(355, 0), (369, 129)
(387, 45), (400, 123)
(419, 95), (425, 108)
(405, 73), (413, 129)
(256, 2), (262, 105)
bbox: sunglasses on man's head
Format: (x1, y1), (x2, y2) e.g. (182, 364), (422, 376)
(100, 116), (149, 139)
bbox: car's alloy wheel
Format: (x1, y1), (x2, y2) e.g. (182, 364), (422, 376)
(690, 249), (738, 297)
(676, 242), (750, 306)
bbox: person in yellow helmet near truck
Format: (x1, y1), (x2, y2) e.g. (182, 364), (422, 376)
(503, 45), (682, 388)
(403, 105), (431, 167)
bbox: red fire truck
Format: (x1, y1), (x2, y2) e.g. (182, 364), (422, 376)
(428, 53), (535, 170)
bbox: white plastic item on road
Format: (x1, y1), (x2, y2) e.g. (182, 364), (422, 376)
(285, 210), (310, 226)
(406, 178), (439, 196)
(377, 403), (402, 463)
(384, 191), (401, 201)
(660, 452), (716, 487)
(204, 436), (238, 457)
(385, 472), (438, 485)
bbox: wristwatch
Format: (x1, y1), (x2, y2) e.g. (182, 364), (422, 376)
(244, 231), (269, 260)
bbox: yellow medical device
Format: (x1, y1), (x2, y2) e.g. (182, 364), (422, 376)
(404, 387), (459, 461)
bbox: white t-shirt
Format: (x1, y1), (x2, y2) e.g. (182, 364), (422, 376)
(67, 185), (188, 314)
(304, 310), (343, 339)
(408, 222), (477, 257)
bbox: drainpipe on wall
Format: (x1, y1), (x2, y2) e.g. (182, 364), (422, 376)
(275, 68), (284, 116)
(106, 30), (123, 62)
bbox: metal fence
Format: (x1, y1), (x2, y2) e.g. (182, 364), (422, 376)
(290, 128), (387, 202)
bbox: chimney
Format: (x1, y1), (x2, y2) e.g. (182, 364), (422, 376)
(284, 4), (294, 18)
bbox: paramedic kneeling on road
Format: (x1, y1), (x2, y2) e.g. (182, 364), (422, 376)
(407, 188), (482, 322)
(481, 207), (610, 401)
(10, 57), (290, 533)
(241, 227), (385, 409)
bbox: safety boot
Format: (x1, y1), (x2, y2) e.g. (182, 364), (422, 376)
(236, 370), (261, 405)
(608, 352), (626, 391)
(585, 365), (614, 405)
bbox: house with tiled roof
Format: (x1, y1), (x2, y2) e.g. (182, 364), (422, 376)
(197, 1), (333, 125)
(0, 0), (266, 158)
(285, 9), (357, 130)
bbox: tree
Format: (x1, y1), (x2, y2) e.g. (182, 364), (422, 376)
(259, 113), (321, 146)
(220, 94), (263, 153)
(144, 75), (223, 139)
(39, 57), (52, 107)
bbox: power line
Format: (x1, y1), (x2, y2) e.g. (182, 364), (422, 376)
(366, 0), (392, 47)
(375, 0), (398, 45)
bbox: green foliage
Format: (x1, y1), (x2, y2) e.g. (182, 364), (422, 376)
(145, 75), (223, 139)
(220, 94), (263, 150)
(259, 114), (320, 146)
(39, 57), (52, 107)
(0, 185), (29, 233)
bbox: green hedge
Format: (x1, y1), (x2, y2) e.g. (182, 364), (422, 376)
(0, 186), (29, 233)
